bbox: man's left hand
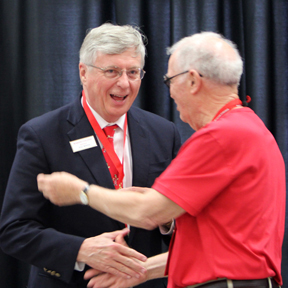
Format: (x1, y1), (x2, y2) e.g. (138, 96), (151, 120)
(37, 172), (86, 206)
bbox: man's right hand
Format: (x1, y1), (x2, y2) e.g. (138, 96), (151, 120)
(77, 228), (147, 279)
(85, 268), (147, 288)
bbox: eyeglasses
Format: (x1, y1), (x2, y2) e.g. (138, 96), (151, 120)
(163, 70), (203, 88)
(86, 64), (146, 81)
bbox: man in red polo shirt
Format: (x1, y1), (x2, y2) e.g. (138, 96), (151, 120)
(37, 32), (285, 288)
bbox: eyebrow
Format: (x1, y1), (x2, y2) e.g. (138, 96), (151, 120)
(104, 65), (141, 69)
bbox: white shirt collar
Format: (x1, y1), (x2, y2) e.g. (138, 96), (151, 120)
(82, 96), (126, 130)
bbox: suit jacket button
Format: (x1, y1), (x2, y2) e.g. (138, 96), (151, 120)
(51, 271), (56, 276)
(55, 273), (61, 277)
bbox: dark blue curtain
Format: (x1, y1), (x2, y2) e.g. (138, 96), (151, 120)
(1, 1), (287, 287)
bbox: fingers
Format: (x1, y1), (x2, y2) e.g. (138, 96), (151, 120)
(106, 227), (130, 240)
(116, 242), (147, 263)
(115, 233), (128, 247)
(106, 230), (147, 273)
(95, 244), (146, 279)
(37, 174), (55, 202)
(87, 271), (147, 288)
(87, 274), (112, 288)
(84, 269), (102, 280)
(106, 228), (147, 262)
(87, 274), (116, 288)
(37, 173), (48, 194)
(37, 172), (86, 206)
(108, 247), (146, 278)
(79, 231), (147, 279)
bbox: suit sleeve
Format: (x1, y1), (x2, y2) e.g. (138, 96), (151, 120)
(0, 123), (84, 284)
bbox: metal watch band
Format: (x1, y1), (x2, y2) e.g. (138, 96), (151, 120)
(80, 184), (90, 205)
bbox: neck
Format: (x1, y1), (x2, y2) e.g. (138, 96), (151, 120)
(188, 81), (240, 131)
(194, 94), (240, 131)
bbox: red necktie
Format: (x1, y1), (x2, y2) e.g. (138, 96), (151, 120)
(102, 125), (123, 189)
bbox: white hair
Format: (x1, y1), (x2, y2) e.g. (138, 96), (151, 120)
(79, 23), (147, 68)
(167, 32), (243, 86)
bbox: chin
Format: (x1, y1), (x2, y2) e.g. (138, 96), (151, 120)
(179, 114), (186, 123)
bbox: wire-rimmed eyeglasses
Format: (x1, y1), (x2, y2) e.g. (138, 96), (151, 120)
(163, 70), (203, 88)
(86, 64), (146, 81)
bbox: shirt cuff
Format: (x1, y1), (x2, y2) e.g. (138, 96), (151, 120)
(159, 220), (175, 235)
(74, 261), (85, 271)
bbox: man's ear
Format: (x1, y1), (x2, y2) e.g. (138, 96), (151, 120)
(79, 63), (87, 84)
(189, 70), (202, 94)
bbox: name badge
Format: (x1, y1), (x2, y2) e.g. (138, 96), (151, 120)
(70, 136), (97, 153)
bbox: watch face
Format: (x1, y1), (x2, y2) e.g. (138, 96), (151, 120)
(80, 191), (89, 205)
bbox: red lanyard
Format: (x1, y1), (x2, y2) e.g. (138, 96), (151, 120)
(82, 90), (127, 186)
(212, 96), (251, 121)
(212, 98), (243, 121)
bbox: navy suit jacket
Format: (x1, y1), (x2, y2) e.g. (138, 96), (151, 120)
(0, 96), (181, 288)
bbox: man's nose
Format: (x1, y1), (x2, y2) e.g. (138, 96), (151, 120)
(116, 72), (130, 88)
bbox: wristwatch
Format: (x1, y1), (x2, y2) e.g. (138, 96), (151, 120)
(80, 184), (90, 205)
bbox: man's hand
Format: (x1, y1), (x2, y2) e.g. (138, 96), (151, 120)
(77, 228), (147, 279)
(85, 268), (147, 288)
(37, 172), (86, 206)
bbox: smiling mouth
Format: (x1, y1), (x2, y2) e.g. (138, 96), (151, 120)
(110, 94), (128, 101)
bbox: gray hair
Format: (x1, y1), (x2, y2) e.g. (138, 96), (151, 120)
(79, 23), (147, 68)
(167, 32), (243, 86)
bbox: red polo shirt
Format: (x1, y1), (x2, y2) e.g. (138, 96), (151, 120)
(153, 108), (285, 288)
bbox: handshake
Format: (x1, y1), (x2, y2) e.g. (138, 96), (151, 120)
(37, 172), (170, 288)
(78, 227), (149, 288)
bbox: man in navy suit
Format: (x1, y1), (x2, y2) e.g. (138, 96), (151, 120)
(0, 23), (181, 288)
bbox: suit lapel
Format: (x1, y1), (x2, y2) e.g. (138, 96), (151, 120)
(66, 97), (114, 189)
